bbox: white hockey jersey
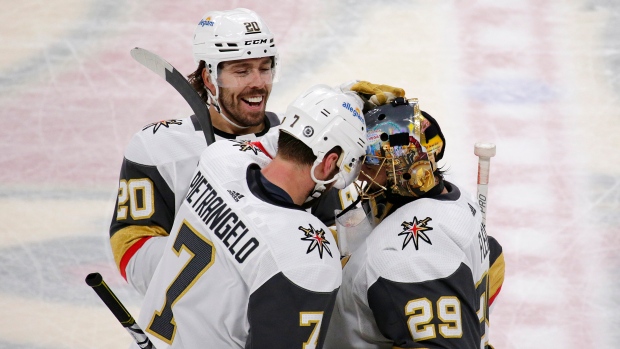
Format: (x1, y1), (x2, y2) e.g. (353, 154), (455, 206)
(109, 113), (280, 293)
(134, 139), (342, 349)
(324, 182), (491, 349)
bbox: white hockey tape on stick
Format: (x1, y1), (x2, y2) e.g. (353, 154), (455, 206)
(474, 142), (496, 225)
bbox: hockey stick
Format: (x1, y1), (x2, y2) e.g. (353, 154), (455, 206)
(130, 47), (215, 145)
(85, 273), (156, 349)
(474, 142), (496, 225)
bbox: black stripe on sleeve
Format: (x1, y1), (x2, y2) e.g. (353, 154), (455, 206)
(367, 263), (481, 349)
(109, 157), (176, 237)
(488, 236), (503, 265)
(246, 272), (338, 349)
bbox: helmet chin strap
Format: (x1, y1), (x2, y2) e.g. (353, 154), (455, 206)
(207, 87), (251, 130)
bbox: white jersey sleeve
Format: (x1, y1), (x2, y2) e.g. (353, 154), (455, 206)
(110, 114), (281, 295)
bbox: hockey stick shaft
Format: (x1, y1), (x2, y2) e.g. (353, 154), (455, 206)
(474, 143), (496, 225)
(130, 47), (215, 145)
(85, 273), (156, 349)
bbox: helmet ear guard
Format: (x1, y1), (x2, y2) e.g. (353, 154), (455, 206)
(308, 150), (363, 190)
(332, 153), (363, 189)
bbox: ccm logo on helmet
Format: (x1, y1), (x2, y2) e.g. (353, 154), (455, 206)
(245, 39), (268, 45)
(342, 102), (364, 123)
(198, 18), (214, 27)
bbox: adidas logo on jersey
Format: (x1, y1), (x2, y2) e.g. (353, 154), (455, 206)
(468, 203), (477, 216)
(228, 190), (244, 202)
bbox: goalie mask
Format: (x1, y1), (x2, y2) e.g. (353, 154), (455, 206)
(359, 97), (445, 200)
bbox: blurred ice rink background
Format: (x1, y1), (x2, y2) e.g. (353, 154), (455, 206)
(1, 0), (619, 348)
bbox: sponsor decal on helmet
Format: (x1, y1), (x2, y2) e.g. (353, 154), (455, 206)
(199, 17), (214, 27)
(423, 134), (443, 156)
(300, 224), (333, 259)
(367, 131), (381, 145)
(342, 102), (364, 124)
(399, 216), (433, 250)
(245, 38), (268, 45)
(303, 126), (314, 137)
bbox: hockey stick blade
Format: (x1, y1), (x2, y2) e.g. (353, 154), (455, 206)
(130, 47), (215, 145)
(85, 273), (156, 349)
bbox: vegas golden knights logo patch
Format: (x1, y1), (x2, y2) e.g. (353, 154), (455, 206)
(300, 224), (333, 259)
(399, 216), (433, 250)
(142, 119), (183, 134)
(232, 140), (263, 155)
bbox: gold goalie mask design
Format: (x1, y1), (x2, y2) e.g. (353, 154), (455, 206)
(335, 97), (446, 257)
(357, 97), (445, 200)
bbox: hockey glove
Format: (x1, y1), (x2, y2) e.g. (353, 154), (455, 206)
(339, 80), (406, 112)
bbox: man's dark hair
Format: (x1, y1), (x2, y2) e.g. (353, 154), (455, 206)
(187, 61), (209, 104)
(277, 130), (343, 168)
(277, 131), (317, 166)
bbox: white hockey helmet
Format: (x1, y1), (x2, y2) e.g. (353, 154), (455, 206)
(192, 8), (279, 88)
(281, 84), (367, 190)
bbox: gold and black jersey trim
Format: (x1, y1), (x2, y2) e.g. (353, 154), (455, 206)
(110, 224), (168, 277)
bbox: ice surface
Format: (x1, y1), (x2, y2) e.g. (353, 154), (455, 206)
(1, 0), (619, 348)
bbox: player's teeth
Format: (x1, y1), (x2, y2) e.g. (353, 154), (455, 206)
(246, 96), (263, 103)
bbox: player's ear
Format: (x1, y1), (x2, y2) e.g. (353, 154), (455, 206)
(202, 68), (216, 95)
(322, 152), (340, 180)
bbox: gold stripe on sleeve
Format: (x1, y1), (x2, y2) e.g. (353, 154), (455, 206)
(110, 225), (169, 270)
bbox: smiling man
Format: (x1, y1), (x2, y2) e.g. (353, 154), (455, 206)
(109, 8), (282, 295)
(205, 56), (275, 133)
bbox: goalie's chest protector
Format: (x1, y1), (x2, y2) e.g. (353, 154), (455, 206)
(141, 139), (341, 349)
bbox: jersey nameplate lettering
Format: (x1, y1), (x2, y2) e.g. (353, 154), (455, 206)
(186, 170), (259, 263)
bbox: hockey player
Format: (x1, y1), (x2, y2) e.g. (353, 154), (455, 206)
(133, 84), (367, 349)
(323, 98), (504, 349)
(109, 8), (405, 295)
(109, 8), (281, 295)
